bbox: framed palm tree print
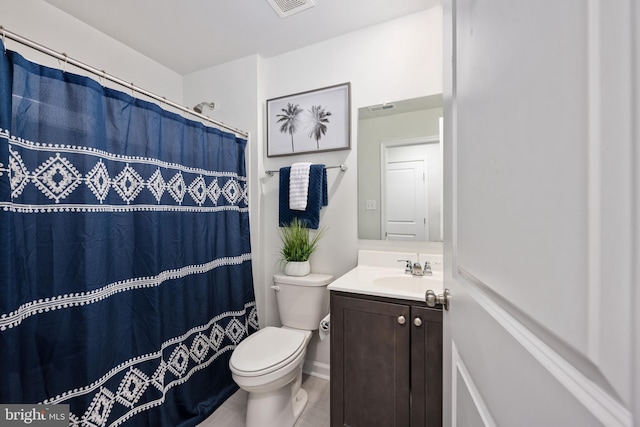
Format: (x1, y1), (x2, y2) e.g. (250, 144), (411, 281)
(266, 82), (351, 157)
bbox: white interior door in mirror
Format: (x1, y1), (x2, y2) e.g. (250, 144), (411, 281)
(443, 0), (636, 426)
(384, 159), (427, 241)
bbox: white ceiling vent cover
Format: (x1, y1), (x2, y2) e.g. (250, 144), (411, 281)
(267, 0), (316, 18)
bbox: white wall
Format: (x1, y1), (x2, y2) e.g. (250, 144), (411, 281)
(260, 7), (443, 370)
(0, 0), (183, 103)
(188, 7), (444, 373)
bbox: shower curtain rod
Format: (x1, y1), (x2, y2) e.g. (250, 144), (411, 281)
(0, 26), (249, 138)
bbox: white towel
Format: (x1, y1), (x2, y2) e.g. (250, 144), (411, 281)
(289, 162), (312, 211)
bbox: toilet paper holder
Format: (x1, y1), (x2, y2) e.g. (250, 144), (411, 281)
(319, 314), (330, 341)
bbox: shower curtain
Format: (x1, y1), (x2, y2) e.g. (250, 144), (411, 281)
(0, 41), (257, 426)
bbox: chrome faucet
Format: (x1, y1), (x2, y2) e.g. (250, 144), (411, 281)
(411, 262), (423, 275)
(398, 258), (431, 276)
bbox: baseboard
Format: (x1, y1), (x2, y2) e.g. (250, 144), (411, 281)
(303, 360), (330, 381)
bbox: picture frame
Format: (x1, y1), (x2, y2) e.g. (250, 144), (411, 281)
(266, 82), (351, 157)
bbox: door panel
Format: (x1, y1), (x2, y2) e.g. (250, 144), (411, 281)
(443, 0), (636, 425)
(454, 369), (487, 427)
(385, 159), (427, 241)
(450, 287), (624, 426)
(455, 0), (589, 355)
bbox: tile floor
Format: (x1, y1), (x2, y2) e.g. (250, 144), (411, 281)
(197, 375), (330, 427)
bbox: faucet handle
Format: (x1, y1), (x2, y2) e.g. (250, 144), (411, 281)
(397, 259), (412, 273)
(423, 261), (433, 275)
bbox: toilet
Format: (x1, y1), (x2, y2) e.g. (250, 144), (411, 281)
(229, 273), (333, 427)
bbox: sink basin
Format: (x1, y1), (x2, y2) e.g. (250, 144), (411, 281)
(373, 274), (442, 294)
(327, 257), (444, 301)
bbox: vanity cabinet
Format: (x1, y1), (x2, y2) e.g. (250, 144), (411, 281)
(330, 291), (442, 427)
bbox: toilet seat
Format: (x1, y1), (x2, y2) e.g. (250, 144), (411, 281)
(230, 327), (307, 377)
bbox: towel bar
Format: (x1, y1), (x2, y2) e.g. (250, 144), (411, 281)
(265, 163), (348, 176)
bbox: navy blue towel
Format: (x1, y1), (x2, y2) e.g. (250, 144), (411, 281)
(279, 164), (328, 229)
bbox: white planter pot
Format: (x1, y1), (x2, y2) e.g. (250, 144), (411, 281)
(284, 260), (311, 276)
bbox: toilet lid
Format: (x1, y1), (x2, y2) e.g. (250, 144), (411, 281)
(230, 327), (306, 376)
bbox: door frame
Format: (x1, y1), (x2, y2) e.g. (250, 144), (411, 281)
(380, 136), (439, 241)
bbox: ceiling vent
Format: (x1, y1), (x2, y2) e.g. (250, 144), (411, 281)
(267, 0), (315, 18)
(367, 103), (396, 113)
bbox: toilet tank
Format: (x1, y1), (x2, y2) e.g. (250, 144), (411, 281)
(273, 273), (333, 330)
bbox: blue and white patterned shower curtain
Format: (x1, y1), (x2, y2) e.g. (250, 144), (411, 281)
(0, 42), (258, 426)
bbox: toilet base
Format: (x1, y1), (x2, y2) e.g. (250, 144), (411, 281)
(292, 388), (308, 420)
(245, 383), (308, 427)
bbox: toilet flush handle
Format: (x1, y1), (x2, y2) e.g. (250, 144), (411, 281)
(270, 285), (280, 292)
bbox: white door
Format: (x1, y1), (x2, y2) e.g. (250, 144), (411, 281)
(384, 159), (427, 241)
(443, 1), (637, 426)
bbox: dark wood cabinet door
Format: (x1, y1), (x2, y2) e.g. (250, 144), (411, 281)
(410, 305), (443, 427)
(331, 293), (411, 427)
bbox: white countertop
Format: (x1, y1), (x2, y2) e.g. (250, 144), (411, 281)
(327, 250), (444, 302)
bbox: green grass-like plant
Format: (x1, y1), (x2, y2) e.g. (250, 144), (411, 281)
(279, 218), (327, 263)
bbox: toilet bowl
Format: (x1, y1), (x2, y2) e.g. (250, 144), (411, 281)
(230, 326), (312, 427)
(229, 273), (333, 427)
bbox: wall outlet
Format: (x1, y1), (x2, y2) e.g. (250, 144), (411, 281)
(365, 200), (376, 210)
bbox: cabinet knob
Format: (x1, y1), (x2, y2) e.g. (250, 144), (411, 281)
(414, 317), (423, 327)
(397, 315), (406, 325)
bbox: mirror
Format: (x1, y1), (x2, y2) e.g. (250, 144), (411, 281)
(357, 94), (443, 242)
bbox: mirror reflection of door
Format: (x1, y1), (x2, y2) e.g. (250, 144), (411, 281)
(383, 157), (427, 241)
(380, 138), (441, 241)
(357, 95), (443, 242)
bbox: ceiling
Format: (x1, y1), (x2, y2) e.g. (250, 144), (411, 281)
(43, 0), (439, 76)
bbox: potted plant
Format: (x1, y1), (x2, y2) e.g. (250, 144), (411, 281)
(278, 218), (327, 276)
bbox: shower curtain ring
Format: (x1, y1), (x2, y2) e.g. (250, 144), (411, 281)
(99, 70), (106, 86)
(62, 53), (68, 73)
(1, 27), (6, 52)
